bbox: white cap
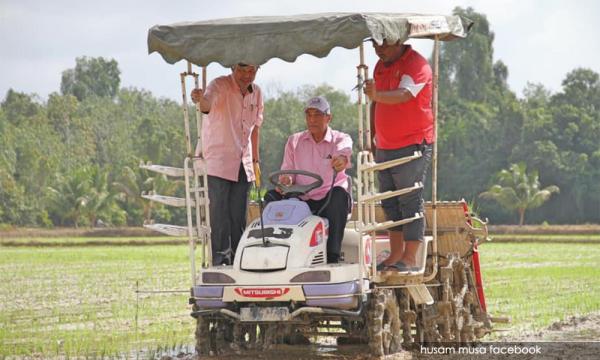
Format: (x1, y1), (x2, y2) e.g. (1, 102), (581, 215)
(304, 96), (331, 115)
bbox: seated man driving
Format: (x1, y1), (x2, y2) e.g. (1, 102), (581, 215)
(264, 96), (352, 264)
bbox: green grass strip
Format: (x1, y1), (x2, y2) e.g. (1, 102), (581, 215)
(0, 236), (187, 247)
(489, 234), (600, 244)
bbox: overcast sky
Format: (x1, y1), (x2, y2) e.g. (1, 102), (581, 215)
(1, 0), (599, 102)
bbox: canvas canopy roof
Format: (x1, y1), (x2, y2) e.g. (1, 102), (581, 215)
(148, 12), (471, 68)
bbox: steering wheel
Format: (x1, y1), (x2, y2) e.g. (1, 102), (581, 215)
(268, 170), (323, 197)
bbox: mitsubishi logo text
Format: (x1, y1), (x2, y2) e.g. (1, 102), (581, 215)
(235, 288), (291, 298)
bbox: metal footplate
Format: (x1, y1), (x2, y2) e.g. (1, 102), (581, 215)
(360, 151), (422, 172)
(144, 223), (188, 236)
(139, 162), (185, 177)
(142, 193), (205, 207)
(360, 182), (423, 203)
(406, 284), (434, 305)
(361, 212), (424, 233)
(144, 223), (210, 237)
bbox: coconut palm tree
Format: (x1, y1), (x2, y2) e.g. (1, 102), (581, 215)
(112, 165), (154, 224)
(47, 165), (125, 227)
(83, 165), (125, 227)
(47, 167), (91, 227)
(479, 162), (559, 225)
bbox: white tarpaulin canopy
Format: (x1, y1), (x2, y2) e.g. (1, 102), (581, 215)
(148, 12), (471, 67)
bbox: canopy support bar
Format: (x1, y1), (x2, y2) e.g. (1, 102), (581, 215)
(424, 36), (440, 283)
(180, 62), (213, 284)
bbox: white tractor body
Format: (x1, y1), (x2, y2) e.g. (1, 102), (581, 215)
(192, 198), (374, 316)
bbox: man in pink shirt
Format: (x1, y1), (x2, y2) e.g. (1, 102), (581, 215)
(191, 63), (263, 266)
(264, 96), (352, 263)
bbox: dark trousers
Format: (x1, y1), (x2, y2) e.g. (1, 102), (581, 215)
(376, 143), (432, 242)
(207, 164), (250, 265)
(264, 187), (350, 263)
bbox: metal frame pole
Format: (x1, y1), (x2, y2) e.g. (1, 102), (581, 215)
(181, 63), (193, 156)
(357, 45), (365, 152)
(356, 45), (365, 285)
(191, 71), (204, 269)
(199, 67), (212, 268)
(182, 61), (214, 284)
(184, 157), (196, 286)
(181, 62), (196, 285)
(359, 45), (378, 279)
(192, 68), (209, 269)
(356, 44), (366, 227)
(424, 36), (440, 282)
(356, 44), (380, 283)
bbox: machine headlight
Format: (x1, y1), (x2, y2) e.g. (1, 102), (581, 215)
(290, 270), (330, 283)
(202, 272), (235, 284)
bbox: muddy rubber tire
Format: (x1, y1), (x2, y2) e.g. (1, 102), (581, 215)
(367, 288), (402, 356)
(195, 316), (211, 356)
(195, 317), (234, 356)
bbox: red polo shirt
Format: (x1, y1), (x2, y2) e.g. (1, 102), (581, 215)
(373, 45), (433, 149)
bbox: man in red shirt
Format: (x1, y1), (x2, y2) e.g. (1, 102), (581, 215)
(364, 39), (433, 271)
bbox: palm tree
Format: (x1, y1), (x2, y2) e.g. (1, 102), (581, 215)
(83, 165), (124, 227)
(47, 165), (125, 227)
(479, 162), (559, 225)
(47, 168), (91, 227)
(112, 165), (154, 224)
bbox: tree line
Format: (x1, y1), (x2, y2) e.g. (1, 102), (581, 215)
(0, 7), (598, 227)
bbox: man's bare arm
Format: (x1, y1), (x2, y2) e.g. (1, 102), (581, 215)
(364, 80), (414, 104)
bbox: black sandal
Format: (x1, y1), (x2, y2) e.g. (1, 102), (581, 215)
(385, 261), (419, 272)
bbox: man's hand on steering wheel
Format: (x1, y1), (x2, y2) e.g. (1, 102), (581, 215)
(268, 170), (323, 197)
(275, 174), (292, 194)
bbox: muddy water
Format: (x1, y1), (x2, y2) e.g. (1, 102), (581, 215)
(164, 341), (600, 360)
(159, 313), (600, 360)
(196, 344), (376, 359)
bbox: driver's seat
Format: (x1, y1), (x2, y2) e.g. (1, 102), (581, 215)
(262, 198), (312, 226)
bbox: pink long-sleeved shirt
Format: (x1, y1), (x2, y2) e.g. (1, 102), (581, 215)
(281, 127), (352, 200)
(201, 75), (263, 182)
